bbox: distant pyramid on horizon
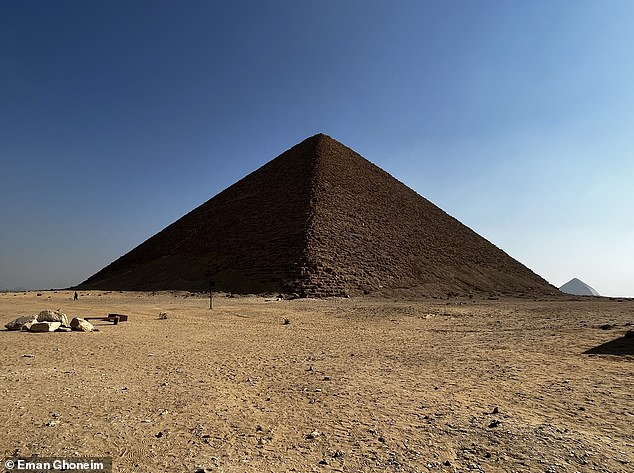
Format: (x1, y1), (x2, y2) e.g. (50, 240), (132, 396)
(559, 278), (600, 296)
(78, 133), (557, 297)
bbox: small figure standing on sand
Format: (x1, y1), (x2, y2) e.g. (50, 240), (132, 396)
(73, 291), (78, 301)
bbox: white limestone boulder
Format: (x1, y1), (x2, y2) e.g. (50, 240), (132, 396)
(37, 310), (69, 327)
(70, 317), (94, 332)
(29, 321), (62, 332)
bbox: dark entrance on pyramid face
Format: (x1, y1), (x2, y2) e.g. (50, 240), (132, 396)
(77, 134), (556, 298)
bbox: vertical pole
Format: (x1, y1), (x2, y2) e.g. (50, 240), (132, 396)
(209, 281), (213, 310)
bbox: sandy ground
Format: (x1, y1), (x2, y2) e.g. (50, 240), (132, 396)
(0, 291), (632, 472)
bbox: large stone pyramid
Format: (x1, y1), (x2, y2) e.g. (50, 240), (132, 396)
(78, 134), (557, 297)
(559, 278), (600, 296)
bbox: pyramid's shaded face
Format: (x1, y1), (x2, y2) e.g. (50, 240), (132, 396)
(78, 134), (557, 297)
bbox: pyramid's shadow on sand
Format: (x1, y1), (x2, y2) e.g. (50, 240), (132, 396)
(583, 333), (634, 356)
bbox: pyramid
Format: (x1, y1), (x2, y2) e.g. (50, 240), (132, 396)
(559, 278), (600, 296)
(78, 134), (557, 297)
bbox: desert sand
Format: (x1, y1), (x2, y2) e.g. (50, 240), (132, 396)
(1, 291), (632, 472)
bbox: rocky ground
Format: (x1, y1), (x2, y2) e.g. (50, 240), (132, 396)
(1, 291), (632, 472)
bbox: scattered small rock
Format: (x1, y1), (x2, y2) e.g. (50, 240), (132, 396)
(492, 406), (499, 414)
(599, 324), (614, 330)
(158, 312), (168, 320)
(306, 430), (320, 440)
(281, 317), (291, 325)
(488, 419), (502, 428)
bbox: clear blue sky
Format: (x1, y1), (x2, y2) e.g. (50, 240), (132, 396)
(1, 1), (633, 296)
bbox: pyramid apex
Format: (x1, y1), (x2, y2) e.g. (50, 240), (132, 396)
(293, 133), (347, 158)
(305, 132), (335, 143)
